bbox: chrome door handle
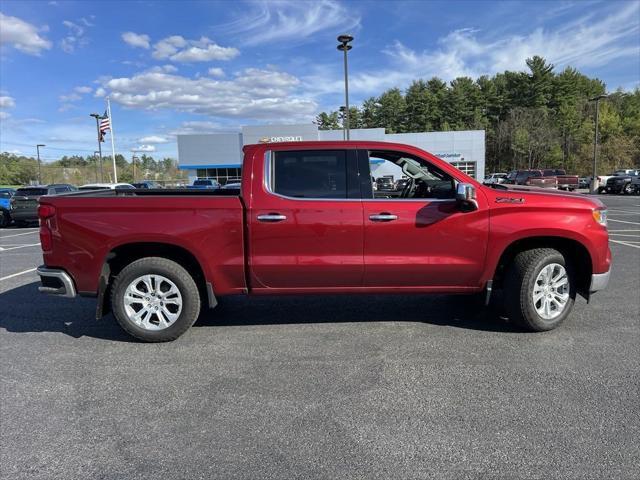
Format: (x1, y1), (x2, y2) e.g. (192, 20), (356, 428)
(369, 213), (398, 222)
(257, 213), (287, 222)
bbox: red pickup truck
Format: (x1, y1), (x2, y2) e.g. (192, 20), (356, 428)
(36, 141), (611, 342)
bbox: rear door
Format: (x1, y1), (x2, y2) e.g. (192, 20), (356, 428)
(361, 148), (489, 288)
(249, 148), (364, 289)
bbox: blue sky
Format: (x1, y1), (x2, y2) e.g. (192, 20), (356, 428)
(1, 0), (639, 161)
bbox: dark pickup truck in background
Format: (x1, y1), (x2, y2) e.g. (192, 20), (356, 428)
(604, 170), (640, 194)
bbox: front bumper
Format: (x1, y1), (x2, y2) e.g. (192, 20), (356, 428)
(36, 266), (76, 298)
(589, 268), (611, 293)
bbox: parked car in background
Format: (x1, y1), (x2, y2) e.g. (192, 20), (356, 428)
(189, 179), (221, 189)
(0, 188), (16, 228)
(605, 171), (640, 194)
(505, 170), (544, 186)
(505, 169), (578, 190)
(10, 184), (76, 226)
(375, 177), (396, 194)
(79, 183), (136, 191)
(579, 177), (591, 189)
(132, 181), (163, 189)
(483, 173), (507, 185)
(395, 178), (410, 191)
(221, 182), (241, 190)
(540, 169), (579, 191)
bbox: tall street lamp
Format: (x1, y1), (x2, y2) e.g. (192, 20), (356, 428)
(36, 144), (45, 184)
(589, 94), (608, 193)
(90, 113), (104, 183)
(337, 34), (353, 140)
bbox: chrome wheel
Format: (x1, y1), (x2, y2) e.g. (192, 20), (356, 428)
(123, 274), (183, 331)
(533, 263), (569, 320)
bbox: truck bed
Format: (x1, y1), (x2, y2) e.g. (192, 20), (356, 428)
(39, 189), (247, 296)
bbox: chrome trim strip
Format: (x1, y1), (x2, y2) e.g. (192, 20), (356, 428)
(262, 150), (456, 203)
(589, 268), (611, 293)
(36, 266), (76, 298)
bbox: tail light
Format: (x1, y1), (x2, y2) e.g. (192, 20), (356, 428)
(38, 204), (56, 219)
(38, 204), (56, 252)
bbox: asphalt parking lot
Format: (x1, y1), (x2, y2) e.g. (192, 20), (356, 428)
(1, 195), (639, 479)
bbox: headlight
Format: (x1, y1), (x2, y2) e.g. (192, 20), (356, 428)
(593, 208), (607, 228)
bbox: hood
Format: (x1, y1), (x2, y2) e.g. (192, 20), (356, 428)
(484, 184), (604, 208)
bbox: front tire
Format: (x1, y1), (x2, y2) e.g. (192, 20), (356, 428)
(504, 248), (575, 331)
(111, 257), (201, 342)
(0, 210), (10, 228)
(623, 183), (633, 195)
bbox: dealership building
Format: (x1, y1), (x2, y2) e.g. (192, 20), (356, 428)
(177, 124), (485, 184)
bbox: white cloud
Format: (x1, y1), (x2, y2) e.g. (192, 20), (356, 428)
(217, 0), (360, 46)
(152, 35), (239, 62)
(0, 111), (10, 121)
(94, 87), (106, 98)
(169, 121), (226, 136)
(60, 19), (91, 53)
(0, 12), (51, 55)
(74, 86), (92, 94)
(207, 67), (224, 77)
(59, 93), (82, 102)
(138, 135), (169, 144)
(100, 67), (316, 120)
(122, 31), (150, 49)
(0, 96), (16, 109)
(133, 145), (156, 152)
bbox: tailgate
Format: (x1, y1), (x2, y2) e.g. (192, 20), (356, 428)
(528, 177), (557, 188)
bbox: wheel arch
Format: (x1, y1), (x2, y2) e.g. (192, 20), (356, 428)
(491, 236), (593, 298)
(97, 242), (210, 319)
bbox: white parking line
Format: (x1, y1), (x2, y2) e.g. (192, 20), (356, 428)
(0, 230), (39, 239)
(0, 242), (41, 252)
(608, 229), (640, 232)
(0, 267), (38, 281)
(610, 239), (640, 249)
(608, 209), (640, 214)
(609, 233), (640, 237)
(608, 219), (640, 225)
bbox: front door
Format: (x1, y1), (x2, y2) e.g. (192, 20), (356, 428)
(361, 149), (489, 288)
(249, 148), (364, 289)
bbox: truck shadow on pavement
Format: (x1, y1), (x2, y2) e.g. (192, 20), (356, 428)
(0, 282), (520, 342)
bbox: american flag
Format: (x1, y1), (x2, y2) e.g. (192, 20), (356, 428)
(99, 111), (110, 142)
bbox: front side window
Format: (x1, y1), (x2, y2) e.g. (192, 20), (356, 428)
(367, 150), (456, 200)
(272, 150), (347, 199)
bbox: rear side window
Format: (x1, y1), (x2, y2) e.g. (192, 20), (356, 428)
(54, 187), (68, 194)
(16, 188), (47, 196)
(272, 150), (347, 199)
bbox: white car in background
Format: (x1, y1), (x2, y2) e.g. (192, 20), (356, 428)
(78, 183), (135, 191)
(483, 173), (508, 185)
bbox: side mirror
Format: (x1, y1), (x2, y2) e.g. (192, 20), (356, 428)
(456, 183), (478, 211)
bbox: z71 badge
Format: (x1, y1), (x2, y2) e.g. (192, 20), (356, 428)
(495, 197), (525, 204)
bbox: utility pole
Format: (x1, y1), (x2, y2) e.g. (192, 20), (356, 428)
(589, 94), (608, 193)
(337, 34), (353, 140)
(36, 144), (45, 184)
(93, 151), (100, 182)
(90, 113), (104, 182)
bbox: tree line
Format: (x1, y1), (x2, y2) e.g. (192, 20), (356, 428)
(0, 152), (185, 186)
(315, 56), (640, 175)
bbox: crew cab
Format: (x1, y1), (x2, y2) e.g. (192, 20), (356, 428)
(36, 141), (611, 342)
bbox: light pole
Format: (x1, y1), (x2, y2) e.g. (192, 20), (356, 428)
(93, 151), (100, 182)
(36, 144), (45, 184)
(337, 34), (353, 140)
(90, 113), (104, 183)
(339, 106), (346, 140)
(589, 94), (608, 193)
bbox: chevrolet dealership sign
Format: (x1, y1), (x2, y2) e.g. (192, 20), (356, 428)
(259, 136), (304, 143)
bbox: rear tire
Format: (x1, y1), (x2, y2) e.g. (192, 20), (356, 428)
(111, 257), (201, 342)
(504, 248), (575, 332)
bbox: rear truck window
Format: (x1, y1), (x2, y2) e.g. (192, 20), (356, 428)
(16, 188), (48, 196)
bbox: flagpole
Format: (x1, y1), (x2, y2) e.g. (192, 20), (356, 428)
(106, 97), (118, 183)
